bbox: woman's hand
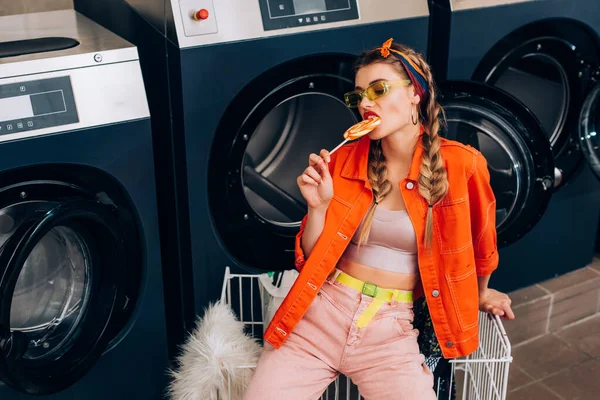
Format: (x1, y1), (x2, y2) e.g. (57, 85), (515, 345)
(479, 288), (515, 320)
(297, 149), (334, 210)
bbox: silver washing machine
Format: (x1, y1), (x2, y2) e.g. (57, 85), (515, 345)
(0, 10), (170, 399)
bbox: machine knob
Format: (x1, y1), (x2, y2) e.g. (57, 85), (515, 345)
(553, 167), (563, 188)
(193, 9), (209, 21)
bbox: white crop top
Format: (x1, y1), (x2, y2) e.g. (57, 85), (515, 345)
(340, 207), (419, 274)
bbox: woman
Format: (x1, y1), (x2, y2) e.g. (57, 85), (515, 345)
(243, 38), (515, 400)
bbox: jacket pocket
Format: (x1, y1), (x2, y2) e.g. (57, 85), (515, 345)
(434, 198), (472, 254)
(445, 266), (479, 331)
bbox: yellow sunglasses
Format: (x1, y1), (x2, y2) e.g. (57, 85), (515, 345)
(344, 79), (412, 108)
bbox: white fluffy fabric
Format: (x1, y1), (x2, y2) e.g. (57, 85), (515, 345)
(168, 302), (263, 400)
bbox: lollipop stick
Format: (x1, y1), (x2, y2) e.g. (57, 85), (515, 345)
(329, 138), (349, 155)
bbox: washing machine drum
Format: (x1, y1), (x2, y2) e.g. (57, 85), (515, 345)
(209, 54), (359, 272)
(0, 182), (138, 395)
(242, 90), (357, 223)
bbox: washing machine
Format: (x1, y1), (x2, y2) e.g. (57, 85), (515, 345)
(74, 0), (574, 336)
(429, 0), (600, 291)
(70, 1), (580, 397)
(73, 0), (434, 345)
(0, 10), (169, 399)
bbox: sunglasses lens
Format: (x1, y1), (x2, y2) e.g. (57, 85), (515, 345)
(366, 81), (389, 100)
(344, 92), (361, 108)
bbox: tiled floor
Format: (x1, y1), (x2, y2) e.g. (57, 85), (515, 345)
(500, 257), (600, 399)
(454, 257), (600, 399)
(507, 314), (600, 399)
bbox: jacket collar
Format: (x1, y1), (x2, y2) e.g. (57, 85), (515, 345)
(340, 126), (425, 186)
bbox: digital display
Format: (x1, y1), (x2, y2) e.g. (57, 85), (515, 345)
(259, 0), (358, 30)
(0, 76), (78, 135)
(0, 91), (66, 121)
(293, 0), (327, 14)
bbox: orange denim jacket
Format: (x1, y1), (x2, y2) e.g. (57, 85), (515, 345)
(264, 134), (499, 358)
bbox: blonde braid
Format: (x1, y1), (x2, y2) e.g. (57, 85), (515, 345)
(416, 60), (449, 248)
(358, 140), (392, 245)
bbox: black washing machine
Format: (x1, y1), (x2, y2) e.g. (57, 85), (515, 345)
(74, 0), (570, 337)
(429, 0), (600, 291)
(73, 0), (434, 348)
(0, 10), (169, 399)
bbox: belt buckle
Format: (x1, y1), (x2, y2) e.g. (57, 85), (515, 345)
(362, 281), (378, 297)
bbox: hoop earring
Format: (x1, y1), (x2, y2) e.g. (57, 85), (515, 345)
(411, 107), (418, 125)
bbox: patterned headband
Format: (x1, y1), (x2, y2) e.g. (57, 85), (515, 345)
(378, 38), (429, 100)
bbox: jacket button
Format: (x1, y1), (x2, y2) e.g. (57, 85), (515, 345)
(406, 181), (414, 190)
(446, 341), (453, 348)
(432, 290), (440, 297)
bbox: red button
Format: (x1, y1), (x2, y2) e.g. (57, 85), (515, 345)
(193, 9), (209, 21)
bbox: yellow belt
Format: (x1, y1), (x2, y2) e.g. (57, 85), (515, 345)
(333, 271), (413, 328)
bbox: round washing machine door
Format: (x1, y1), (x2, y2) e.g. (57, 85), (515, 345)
(579, 82), (600, 180)
(209, 54), (359, 271)
(472, 19), (600, 187)
(0, 182), (138, 395)
(438, 81), (555, 247)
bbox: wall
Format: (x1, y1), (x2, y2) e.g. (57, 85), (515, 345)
(0, 0), (73, 16)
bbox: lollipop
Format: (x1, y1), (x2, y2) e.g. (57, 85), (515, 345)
(330, 116), (381, 155)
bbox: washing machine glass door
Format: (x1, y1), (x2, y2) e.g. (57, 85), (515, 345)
(0, 194), (128, 395)
(210, 54), (358, 271)
(579, 82), (600, 180)
(472, 20), (600, 187)
(439, 81), (555, 247)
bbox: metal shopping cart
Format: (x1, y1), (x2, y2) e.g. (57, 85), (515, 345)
(220, 267), (512, 400)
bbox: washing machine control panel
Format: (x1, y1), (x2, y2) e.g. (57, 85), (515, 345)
(0, 77), (78, 136)
(170, 0), (429, 48)
(258, 0), (358, 31)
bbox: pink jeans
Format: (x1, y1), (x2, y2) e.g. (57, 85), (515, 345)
(243, 272), (436, 400)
